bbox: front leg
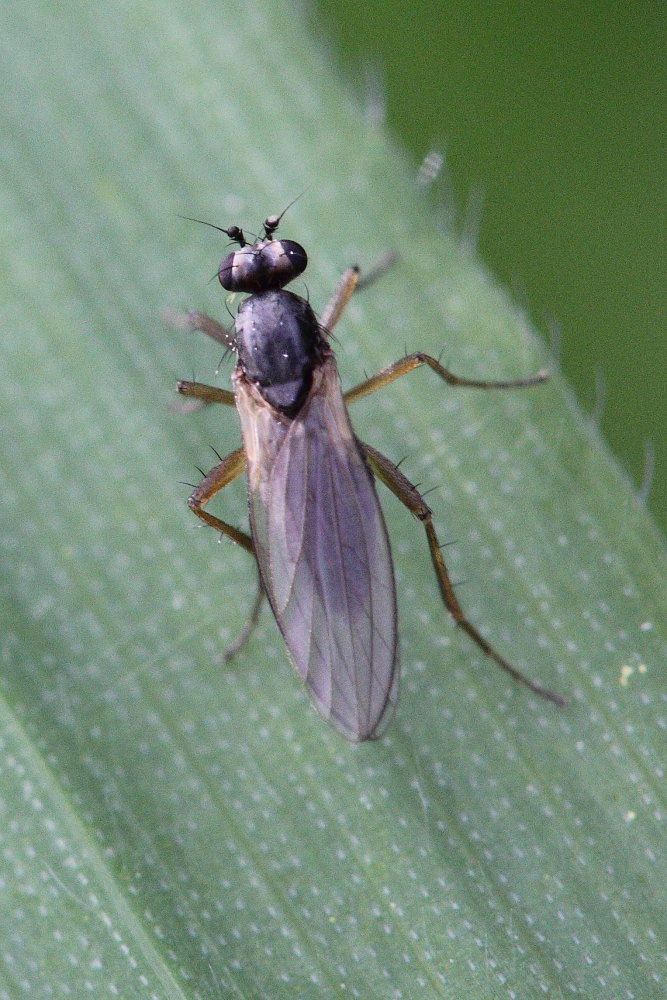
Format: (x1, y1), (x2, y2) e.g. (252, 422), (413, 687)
(162, 308), (236, 350)
(166, 308), (237, 411)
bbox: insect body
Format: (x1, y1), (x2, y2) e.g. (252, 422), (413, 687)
(174, 212), (564, 741)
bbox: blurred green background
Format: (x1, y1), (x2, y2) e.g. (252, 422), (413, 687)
(319, 0), (666, 531)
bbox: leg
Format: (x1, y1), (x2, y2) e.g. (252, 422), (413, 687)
(345, 352), (547, 405)
(168, 312), (265, 655)
(319, 267), (359, 335)
(187, 447), (252, 551)
(177, 379), (235, 407)
(168, 309), (244, 535)
(166, 308), (236, 411)
(317, 260), (545, 398)
(188, 446), (266, 659)
(221, 577), (265, 663)
(355, 250), (396, 291)
(361, 442), (565, 705)
(162, 308), (235, 350)
(319, 253), (397, 336)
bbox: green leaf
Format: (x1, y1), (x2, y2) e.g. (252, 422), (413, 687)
(1, 2), (665, 997)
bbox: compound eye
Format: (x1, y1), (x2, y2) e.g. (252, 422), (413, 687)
(218, 248), (251, 291)
(218, 252), (234, 290)
(275, 240), (307, 283)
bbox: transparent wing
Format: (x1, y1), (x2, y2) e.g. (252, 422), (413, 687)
(235, 356), (398, 741)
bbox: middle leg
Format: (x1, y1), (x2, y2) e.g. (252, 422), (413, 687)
(345, 352), (547, 405)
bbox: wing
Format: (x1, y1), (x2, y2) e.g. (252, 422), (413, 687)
(234, 355), (398, 741)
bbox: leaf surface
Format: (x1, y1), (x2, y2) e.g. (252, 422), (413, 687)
(1, 3), (665, 997)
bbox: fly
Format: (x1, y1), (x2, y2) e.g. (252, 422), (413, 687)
(171, 208), (565, 741)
